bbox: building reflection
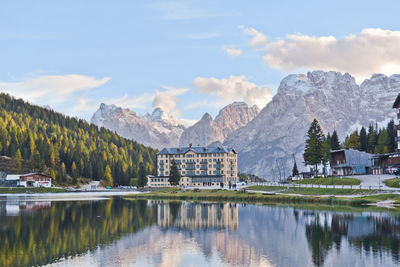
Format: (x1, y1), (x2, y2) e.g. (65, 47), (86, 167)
(0, 201), (51, 216)
(152, 201), (239, 231)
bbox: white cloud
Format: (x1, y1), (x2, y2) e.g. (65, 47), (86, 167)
(0, 74), (110, 104)
(152, 87), (189, 117)
(193, 75), (272, 108)
(241, 27), (400, 80)
(223, 46), (242, 57)
(239, 25), (268, 46)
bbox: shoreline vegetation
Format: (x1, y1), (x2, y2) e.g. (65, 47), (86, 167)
(126, 187), (400, 208)
(0, 187), (68, 194)
(294, 177), (361, 185)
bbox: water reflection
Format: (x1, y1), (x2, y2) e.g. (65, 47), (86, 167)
(0, 198), (399, 267)
(155, 201), (238, 230)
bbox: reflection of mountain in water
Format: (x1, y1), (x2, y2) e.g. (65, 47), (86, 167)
(153, 201), (238, 230)
(1, 199), (400, 267)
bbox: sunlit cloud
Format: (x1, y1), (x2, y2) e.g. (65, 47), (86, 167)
(223, 46), (242, 57)
(241, 27), (400, 80)
(193, 75), (272, 108)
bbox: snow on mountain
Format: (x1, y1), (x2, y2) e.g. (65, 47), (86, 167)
(224, 71), (400, 178)
(91, 103), (185, 149)
(179, 102), (259, 147)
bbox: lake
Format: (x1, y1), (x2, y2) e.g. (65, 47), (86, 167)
(0, 197), (399, 267)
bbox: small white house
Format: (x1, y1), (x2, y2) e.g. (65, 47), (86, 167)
(5, 173), (52, 187)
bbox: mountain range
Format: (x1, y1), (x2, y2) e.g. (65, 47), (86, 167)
(91, 71), (400, 178)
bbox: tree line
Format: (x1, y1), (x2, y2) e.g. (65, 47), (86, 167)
(302, 118), (397, 175)
(0, 93), (157, 186)
(341, 120), (397, 154)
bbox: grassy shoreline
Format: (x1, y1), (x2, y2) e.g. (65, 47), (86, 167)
(126, 187), (400, 208)
(246, 185), (376, 195)
(127, 188), (370, 206)
(0, 187), (68, 194)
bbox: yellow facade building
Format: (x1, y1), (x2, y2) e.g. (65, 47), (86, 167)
(147, 146), (238, 187)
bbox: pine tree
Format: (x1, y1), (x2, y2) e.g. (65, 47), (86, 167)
(14, 149), (23, 172)
(60, 162), (67, 183)
(138, 162), (147, 188)
(71, 161), (78, 184)
(387, 120), (396, 152)
(359, 127), (368, 151)
(367, 125), (377, 153)
(321, 139), (331, 175)
(104, 165), (114, 187)
(169, 159), (181, 186)
(375, 128), (390, 154)
(347, 131), (361, 150)
(303, 119), (325, 174)
(292, 161), (299, 177)
(330, 130), (340, 150)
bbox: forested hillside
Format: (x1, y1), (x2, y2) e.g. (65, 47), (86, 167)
(0, 93), (157, 186)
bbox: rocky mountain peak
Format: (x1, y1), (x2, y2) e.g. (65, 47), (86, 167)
(91, 103), (185, 149)
(224, 70), (400, 178)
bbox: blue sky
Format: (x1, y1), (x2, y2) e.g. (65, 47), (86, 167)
(1, 0), (400, 123)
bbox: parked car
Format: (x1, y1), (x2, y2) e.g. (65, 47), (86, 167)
(235, 181), (246, 186)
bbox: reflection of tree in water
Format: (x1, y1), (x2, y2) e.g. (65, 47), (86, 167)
(0, 199), (158, 267)
(348, 216), (400, 262)
(301, 209), (400, 267)
(168, 201), (182, 222)
(303, 211), (353, 266)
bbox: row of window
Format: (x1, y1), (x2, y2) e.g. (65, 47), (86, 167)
(159, 158), (225, 164)
(159, 170), (224, 176)
(159, 152), (235, 158)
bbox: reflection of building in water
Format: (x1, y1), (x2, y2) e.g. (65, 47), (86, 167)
(155, 201), (238, 230)
(211, 232), (272, 267)
(1, 201), (52, 216)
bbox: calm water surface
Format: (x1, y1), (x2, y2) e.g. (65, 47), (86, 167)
(0, 197), (399, 267)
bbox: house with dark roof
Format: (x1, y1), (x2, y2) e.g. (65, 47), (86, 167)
(330, 149), (374, 175)
(148, 145), (238, 187)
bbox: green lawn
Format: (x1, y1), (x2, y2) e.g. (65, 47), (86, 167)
(0, 187), (67, 194)
(247, 185), (374, 195)
(384, 178), (400, 188)
(246, 185), (285, 191)
(294, 177), (360, 185)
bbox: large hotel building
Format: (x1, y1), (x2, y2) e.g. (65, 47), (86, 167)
(147, 146), (238, 187)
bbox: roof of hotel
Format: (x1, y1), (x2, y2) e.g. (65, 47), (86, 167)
(157, 146), (236, 155)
